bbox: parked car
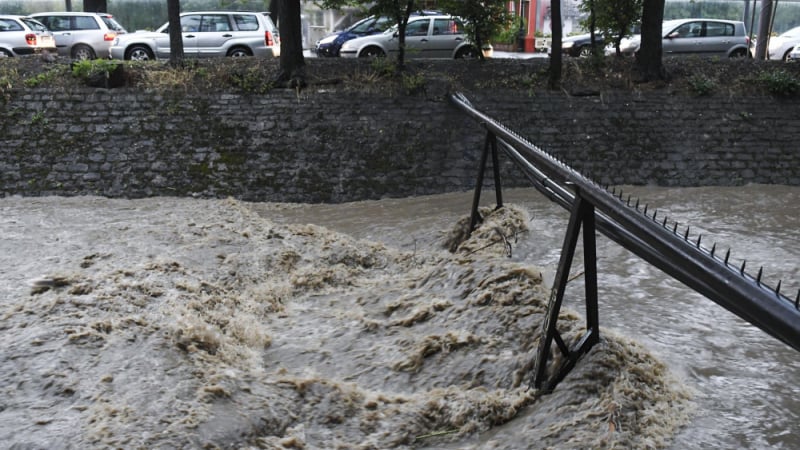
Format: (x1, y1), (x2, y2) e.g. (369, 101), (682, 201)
(315, 11), (440, 57)
(562, 33), (607, 57)
(30, 12), (126, 59)
(767, 26), (800, 61)
(787, 44), (800, 61)
(109, 11), (279, 60)
(0, 15), (56, 57)
(606, 19), (749, 58)
(607, 34), (640, 56)
(339, 15), (486, 59)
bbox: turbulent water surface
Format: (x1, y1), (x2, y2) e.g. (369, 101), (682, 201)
(1, 185), (797, 449)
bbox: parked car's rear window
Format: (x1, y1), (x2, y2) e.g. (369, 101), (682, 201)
(433, 18), (463, 35)
(101, 16), (126, 32)
(0, 18), (23, 32)
(706, 22), (734, 37)
(200, 15), (231, 32)
(233, 14), (259, 31)
(73, 16), (100, 30)
(21, 18), (48, 32)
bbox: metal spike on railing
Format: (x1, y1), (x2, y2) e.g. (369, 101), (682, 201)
(696, 235), (702, 249)
(724, 249), (731, 265)
(795, 290), (799, 309)
(662, 216), (668, 227)
(643, 204), (648, 214)
(626, 195), (631, 206)
(672, 222), (679, 234)
(684, 226), (690, 240)
(740, 260), (747, 275)
(611, 187), (616, 195)
(652, 209), (658, 221)
(711, 243), (717, 257)
(635, 198), (640, 210)
(756, 267), (763, 285)
(775, 280), (781, 296)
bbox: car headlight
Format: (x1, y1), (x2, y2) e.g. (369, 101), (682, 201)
(562, 41), (574, 49)
(341, 42), (354, 51)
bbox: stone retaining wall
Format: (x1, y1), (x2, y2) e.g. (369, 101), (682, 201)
(1, 84), (798, 203)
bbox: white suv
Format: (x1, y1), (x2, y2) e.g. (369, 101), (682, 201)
(109, 11), (279, 60)
(30, 12), (126, 59)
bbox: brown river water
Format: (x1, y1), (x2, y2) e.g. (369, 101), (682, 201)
(1, 185), (797, 449)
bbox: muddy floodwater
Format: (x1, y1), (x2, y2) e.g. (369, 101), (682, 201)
(1, 185), (798, 449)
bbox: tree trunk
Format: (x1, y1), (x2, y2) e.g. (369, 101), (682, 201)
(167, 0), (184, 66)
(755, 0), (774, 60)
(636, 0), (666, 81)
(83, 0), (107, 12)
(275, 0), (306, 88)
(395, 0), (414, 71)
(65, 0), (72, 12)
(548, 0), (563, 89)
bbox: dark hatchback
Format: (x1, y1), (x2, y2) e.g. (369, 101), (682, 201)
(561, 33), (607, 57)
(314, 11), (439, 57)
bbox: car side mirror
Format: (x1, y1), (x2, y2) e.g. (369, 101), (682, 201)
(667, 32), (679, 39)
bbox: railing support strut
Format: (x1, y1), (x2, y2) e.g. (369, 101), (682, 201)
(533, 188), (600, 392)
(469, 131), (503, 232)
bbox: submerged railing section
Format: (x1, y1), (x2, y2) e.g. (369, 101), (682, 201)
(449, 92), (800, 393)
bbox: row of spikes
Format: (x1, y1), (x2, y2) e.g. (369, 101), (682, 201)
(606, 185), (800, 310)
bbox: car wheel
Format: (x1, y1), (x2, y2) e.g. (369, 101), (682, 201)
(578, 45), (592, 57)
(126, 45), (154, 61)
(71, 44), (96, 60)
(455, 46), (479, 59)
(783, 49), (793, 61)
(228, 47), (253, 57)
(729, 48), (748, 58)
(359, 46), (385, 58)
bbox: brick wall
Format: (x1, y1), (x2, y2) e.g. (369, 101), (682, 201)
(1, 85), (798, 203)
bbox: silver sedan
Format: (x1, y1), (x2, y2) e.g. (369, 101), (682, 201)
(339, 15), (484, 59)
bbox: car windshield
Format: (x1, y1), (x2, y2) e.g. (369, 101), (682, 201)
(662, 20), (685, 36)
(350, 17), (393, 34)
(22, 18), (48, 32)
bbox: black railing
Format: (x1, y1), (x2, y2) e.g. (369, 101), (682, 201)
(449, 92), (800, 392)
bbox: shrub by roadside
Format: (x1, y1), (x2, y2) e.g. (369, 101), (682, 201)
(2, 53), (800, 98)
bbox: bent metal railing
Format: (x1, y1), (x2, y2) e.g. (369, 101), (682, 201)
(449, 92), (800, 393)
